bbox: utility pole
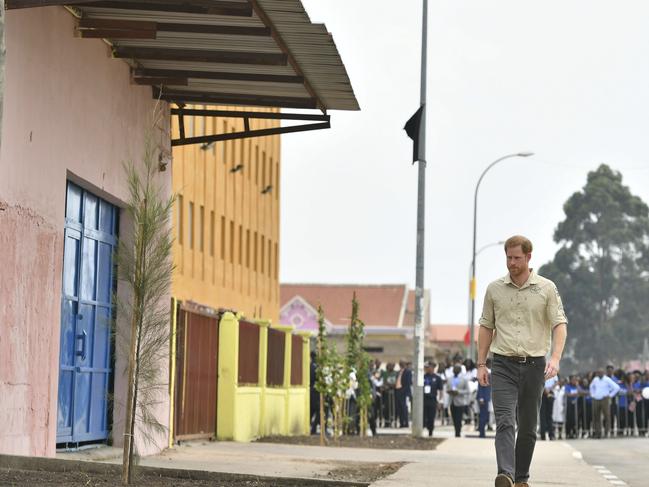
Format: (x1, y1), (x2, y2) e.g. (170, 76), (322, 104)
(411, 0), (428, 438)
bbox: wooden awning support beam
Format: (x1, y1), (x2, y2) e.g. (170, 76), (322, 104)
(169, 108), (330, 147)
(113, 46), (287, 66)
(6, 0), (102, 8)
(77, 18), (271, 40)
(7, 0), (253, 15)
(170, 108), (329, 122)
(171, 122), (331, 147)
(77, 1), (252, 16)
(132, 68), (303, 85)
(154, 87), (317, 110)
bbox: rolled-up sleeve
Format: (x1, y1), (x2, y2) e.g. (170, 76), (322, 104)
(546, 284), (568, 328)
(479, 285), (495, 329)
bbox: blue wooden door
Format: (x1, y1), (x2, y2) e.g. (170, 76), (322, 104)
(57, 182), (118, 444)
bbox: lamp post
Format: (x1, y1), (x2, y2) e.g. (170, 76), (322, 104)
(468, 152), (534, 361)
(467, 241), (503, 358)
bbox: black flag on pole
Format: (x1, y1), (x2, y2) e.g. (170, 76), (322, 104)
(404, 105), (424, 163)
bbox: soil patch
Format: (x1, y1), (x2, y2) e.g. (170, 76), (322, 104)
(319, 461), (405, 483)
(257, 435), (444, 450)
(0, 468), (367, 487)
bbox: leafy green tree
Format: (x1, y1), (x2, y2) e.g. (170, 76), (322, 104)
(344, 294), (371, 436)
(314, 305), (347, 440)
(540, 164), (649, 370)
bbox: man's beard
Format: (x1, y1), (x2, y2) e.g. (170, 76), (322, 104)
(509, 265), (525, 277)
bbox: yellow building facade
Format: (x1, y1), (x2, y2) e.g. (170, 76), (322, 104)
(171, 106), (281, 322)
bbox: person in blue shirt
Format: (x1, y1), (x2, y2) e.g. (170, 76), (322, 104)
(631, 371), (648, 436)
(641, 371), (649, 437)
(578, 378), (592, 437)
(423, 362), (444, 436)
(477, 358), (492, 438)
(614, 370), (630, 436)
(564, 376), (580, 439)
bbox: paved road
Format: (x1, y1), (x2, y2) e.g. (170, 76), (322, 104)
(568, 437), (649, 487)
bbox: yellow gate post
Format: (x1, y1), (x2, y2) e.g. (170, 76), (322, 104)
(217, 312), (239, 440)
(270, 324), (293, 436)
(257, 319), (270, 437)
(298, 331), (312, 435)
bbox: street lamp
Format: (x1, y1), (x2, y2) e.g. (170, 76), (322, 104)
(468, 152), (534, 361)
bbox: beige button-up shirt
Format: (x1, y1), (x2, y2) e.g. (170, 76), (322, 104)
(479, 270), (567, 357)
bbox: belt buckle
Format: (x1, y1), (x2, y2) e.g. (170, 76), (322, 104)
(518, 356), (527, 364)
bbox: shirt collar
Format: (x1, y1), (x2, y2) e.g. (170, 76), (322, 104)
(502, 269), (539, 288)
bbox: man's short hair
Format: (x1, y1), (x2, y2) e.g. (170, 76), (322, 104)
(504, 235), (533, 254)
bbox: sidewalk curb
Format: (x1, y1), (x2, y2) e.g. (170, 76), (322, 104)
(0, 454), (370, 487)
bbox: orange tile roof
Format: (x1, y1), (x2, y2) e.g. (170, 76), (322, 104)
(428, 325), (478, 343)
(280, 284), (408, 327)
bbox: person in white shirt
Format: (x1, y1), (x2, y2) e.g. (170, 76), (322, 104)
(443, 357), (467, 425)
(589, 369), (621, 438)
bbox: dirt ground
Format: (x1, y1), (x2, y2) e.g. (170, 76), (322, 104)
(319, 462), (404, 483)
(0, 463), (393, 486)
(257, 434), (444, 450)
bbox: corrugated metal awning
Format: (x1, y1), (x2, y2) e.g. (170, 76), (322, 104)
(8, 0), (359, 112)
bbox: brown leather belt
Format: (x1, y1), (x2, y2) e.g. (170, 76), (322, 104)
(494, 353), (545, 365)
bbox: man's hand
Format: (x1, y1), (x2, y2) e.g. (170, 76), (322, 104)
(547, 323), (567, 380)
(477, 366), (489, 386)
(544, 356), (560, 380)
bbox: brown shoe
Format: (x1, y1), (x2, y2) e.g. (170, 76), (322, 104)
(495, 474), (514, 487)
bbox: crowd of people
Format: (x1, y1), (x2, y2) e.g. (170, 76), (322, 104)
(310, 354), (649, 440)
(539, 365), (649, 440)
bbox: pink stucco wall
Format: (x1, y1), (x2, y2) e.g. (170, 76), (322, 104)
(0, 7), (171, 457)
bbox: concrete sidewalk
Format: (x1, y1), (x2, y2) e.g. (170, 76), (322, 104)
(372, 431), (614, 487)
(58, 425), (615, 486)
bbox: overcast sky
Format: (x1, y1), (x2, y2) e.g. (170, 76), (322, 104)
(279, 1), (649, 325)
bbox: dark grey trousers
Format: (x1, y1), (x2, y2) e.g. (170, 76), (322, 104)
(492, 355), (545, 483)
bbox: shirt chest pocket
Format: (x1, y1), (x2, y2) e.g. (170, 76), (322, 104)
(492, 295), (515, 322)
(525, 290), (547, 317)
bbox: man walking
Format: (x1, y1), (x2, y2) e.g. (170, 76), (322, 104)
(447, 364), (471, 437)
(539, 376), (557, 440)
(423, 362), (444, 436)
(395, 361), (410, 428)
(590, 369), (620, 438)
(477, 236), (568, 487)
